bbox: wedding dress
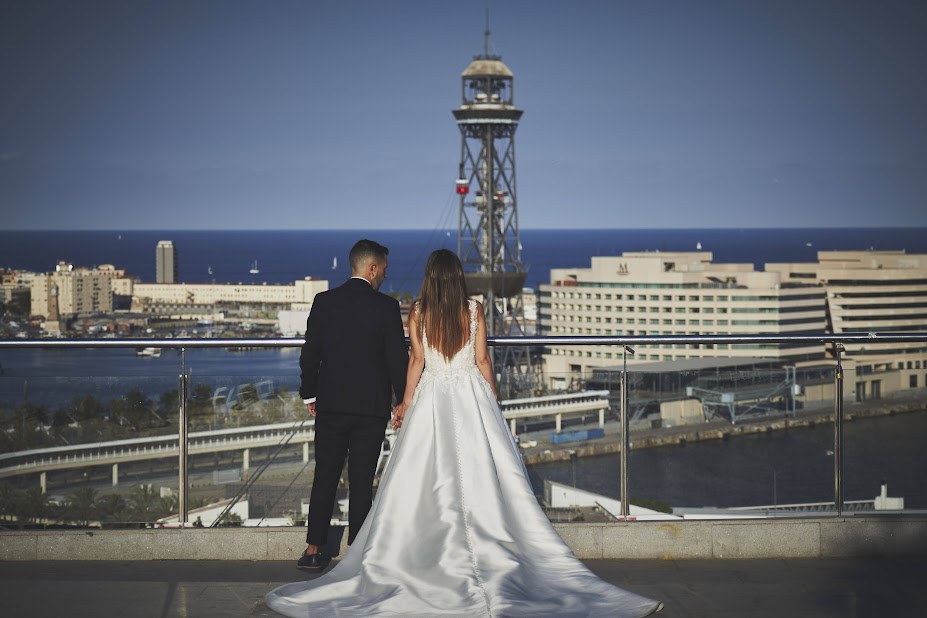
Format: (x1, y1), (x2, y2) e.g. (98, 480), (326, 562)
(266, 301), (661, 617)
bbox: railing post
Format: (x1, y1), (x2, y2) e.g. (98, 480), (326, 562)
(833, 343), (844, 517)
(620, 345), (634, 519)
(178, 349), (189, 525)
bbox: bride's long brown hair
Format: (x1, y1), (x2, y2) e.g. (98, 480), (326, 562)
(416, 249), (469, 361)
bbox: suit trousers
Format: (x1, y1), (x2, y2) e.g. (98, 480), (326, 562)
(306, 412), (387, 547)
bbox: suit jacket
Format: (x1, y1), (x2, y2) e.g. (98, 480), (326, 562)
(299, 278), (408, 418)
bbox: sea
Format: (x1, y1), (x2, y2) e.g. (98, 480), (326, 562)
(2, 227), (927, 295)
(2, 228), (927, 509)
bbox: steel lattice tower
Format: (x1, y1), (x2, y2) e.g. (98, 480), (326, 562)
(453, 26), (539, 399)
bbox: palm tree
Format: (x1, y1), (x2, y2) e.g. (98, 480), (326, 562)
(126, 484), (161, 524)
(15, 486), (50, 524)
(0, 481), (16, 519)
(64, 487), (99, 526)
(96, 493), (127, 524)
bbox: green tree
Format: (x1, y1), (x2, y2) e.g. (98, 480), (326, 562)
(0, 481), (16, 518)
(108, 388), (154, 432)
(3, 291), (30, 317)
(70, 395), (105, 422)
(126, 484), (161, 523)
(64, 487), (99, 526)
(159, 389), (179, 417)
(188, 383), (216, 430)
(15, 486), (50, 524)
(97, 493), (127, 523)
(216, 511), (243, 527)
(8, 402), (51, 450)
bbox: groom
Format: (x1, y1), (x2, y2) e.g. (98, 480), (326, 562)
(297, 239), (408, 571)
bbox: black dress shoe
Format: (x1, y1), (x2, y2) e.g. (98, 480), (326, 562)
(296, 550), (331, 571)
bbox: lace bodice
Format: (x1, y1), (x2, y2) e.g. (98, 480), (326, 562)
(422, 299), (478, 376)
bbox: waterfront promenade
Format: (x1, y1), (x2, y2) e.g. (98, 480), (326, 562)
(0, 556), (923, 617)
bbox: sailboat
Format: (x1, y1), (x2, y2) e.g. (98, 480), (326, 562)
(249, 260), (260, 274)
(207, 266), (213, 275)
(332, 257), (338, 270)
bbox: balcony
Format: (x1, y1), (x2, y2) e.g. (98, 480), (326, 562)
(1, 334), (925, 564)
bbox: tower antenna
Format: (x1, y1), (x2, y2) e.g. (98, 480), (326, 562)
(483, 9), (491, 57)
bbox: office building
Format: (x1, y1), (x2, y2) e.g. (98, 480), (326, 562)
(156, 241), (177, 284)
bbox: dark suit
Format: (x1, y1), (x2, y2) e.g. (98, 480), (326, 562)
(299, 277), (407, 546)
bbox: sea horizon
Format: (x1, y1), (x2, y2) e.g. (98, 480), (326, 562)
(3, 227), (926, 295)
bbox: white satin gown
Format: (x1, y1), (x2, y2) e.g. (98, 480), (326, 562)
(266, 301), (661, 617)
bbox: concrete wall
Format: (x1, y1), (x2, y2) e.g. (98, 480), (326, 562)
(2, 518), (925, 561)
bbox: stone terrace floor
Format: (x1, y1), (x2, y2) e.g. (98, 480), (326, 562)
(1, 556), (925, 617)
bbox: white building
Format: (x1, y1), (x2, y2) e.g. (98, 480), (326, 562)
(540, 249), (927, 403)
(539, 252), (826, 377)
(29, 262), (115, 319)
(767, 250), (927, 398)
(129, 278), (328, 313)
(156, 241), (177, 284)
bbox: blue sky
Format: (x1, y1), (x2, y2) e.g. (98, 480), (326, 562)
(1, 0), (925, 230)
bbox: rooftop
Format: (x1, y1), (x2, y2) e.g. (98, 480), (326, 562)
(1, 557), (922, 617)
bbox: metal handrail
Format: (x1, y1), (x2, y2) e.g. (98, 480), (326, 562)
(3, 332), (926, 524)
(2, 331), (927, 348)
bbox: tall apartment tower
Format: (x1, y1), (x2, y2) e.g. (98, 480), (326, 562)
(156, 240), (177, 284)
(453, 25), (538, 398)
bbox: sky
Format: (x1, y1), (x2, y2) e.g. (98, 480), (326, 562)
(1, 0), (926, 230)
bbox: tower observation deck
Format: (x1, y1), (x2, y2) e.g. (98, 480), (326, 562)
(453, 26), (539, 398)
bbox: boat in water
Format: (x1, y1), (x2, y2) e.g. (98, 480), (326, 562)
(136, 347), (161, 358)
(249, 260), (260, 274)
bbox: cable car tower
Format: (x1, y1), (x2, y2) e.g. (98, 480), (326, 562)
(453, 23), (539, 399)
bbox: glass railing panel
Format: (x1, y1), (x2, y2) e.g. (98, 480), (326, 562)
(841, 364), (927, 514)
(1, 347), (184, 528)
(517, 358), (845, 521)
(182, 346), (306, 527)
(4, 336), (926, 530)
(511, 365), (625, 523)
(627, 364), (838, 518)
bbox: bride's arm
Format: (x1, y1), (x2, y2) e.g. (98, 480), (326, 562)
(474, 302), (500, 401)
(393, 304), (425, 428)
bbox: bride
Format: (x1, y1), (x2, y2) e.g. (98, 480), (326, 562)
(266, 249), (662, 617)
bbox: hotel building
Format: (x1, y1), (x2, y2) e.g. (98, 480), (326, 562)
(767, 250), (927, 396)
(539, 250), (927, 401)
(539, 252), (827, 377)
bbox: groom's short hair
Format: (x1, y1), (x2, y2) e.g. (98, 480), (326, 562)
(349, 239), (390, 272)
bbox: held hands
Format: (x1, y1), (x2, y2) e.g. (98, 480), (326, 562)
(391, 402), (409, 430)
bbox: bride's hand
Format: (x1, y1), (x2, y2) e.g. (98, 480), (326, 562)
(391, 402), (408, 430)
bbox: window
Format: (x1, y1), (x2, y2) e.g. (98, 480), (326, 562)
(910, 375), (919, 388)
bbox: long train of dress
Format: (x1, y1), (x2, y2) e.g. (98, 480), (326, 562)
(266, 302), (661, 617)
